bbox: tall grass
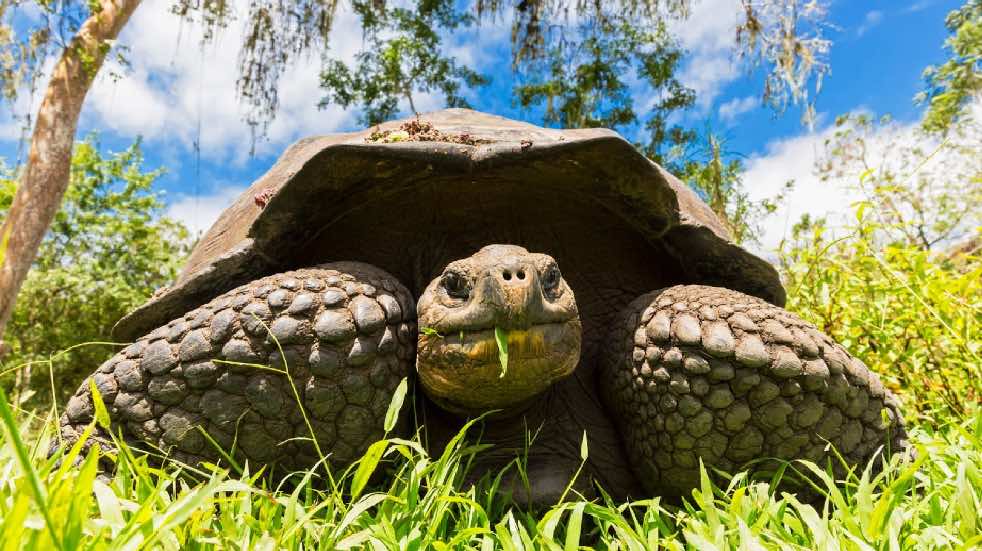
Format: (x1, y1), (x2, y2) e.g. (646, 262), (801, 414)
(1, 384), (980, 549)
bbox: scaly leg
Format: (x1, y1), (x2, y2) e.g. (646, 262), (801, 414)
(58, 262), (416, 473)
(600, 285), (908, 496)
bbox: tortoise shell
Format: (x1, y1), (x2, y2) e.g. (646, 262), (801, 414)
(114, 108), (784, 344)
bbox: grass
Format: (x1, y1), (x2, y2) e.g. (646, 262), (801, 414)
(1, 383), (980, 550)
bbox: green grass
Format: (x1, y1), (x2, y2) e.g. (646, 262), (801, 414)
(1, 387), (980, 550)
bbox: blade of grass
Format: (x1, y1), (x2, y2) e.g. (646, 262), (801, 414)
(494, 327), (509, 378)
(0, 387), (62, 549)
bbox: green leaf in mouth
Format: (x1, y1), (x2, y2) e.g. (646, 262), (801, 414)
(420, 326), (443, 338)
(494, 326), (509, 378)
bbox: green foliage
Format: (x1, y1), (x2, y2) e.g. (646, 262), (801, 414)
(319, 0), (488, 126)
(171, 0), (829, 138)
(917, 0), (982, 134)
(0, 138), (189, 406)
(779, 114), (982, 417)
(420, 326), (443, 338)
(675, 131), (792, 245)
(512, 14), (694, 164)
(5, 0), (833, 149)
(1, 386), (981, 548)
(781, 216), (981, 418)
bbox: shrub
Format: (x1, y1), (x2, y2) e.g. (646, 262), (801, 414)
(778, 114), (981, 418)
(0, 138), (190, 407)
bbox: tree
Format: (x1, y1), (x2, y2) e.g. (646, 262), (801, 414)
(917, 0), (981, 134)
(0, 0), (834, 348)
(735, 0), (832, 128)
(815, 113), (981, 251)
(777, 100), (981, 417)
(0, 137), (189, 405)
(779, 124), (982, 417)
(320, 1), (487, 126)
(774, 3), (982, 417)
(0, 0), (142, 353)
(510, 11), (695, 163)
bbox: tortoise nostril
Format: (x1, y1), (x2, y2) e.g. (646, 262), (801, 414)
(503, 270), (512, 281)
(517, 270), (526, 280)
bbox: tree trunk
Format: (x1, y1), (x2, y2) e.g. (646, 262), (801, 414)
(0, 0), (142, 351)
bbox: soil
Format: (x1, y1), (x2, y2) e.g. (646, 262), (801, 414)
(366, 118), (491, 145)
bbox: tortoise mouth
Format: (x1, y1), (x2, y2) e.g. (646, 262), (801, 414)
(416, 319), (582, 416)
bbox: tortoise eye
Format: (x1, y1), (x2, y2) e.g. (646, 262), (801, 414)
(542, 266), (562, 291)
(442, 271), (469, 299)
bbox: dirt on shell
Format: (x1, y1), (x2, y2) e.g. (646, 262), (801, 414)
(366, 118), (491, 145)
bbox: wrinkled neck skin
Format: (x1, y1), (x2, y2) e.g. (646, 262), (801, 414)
(415, 244), (640, 503)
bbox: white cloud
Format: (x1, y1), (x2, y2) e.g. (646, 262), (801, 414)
(668, 0), (744, 109)
(671, 0), (741, 56)
(718, 95), (757, 122)
(86, 67), (171, 136)
(857, 10), (884, 37)
(0, 117), (27, 143)
(81, 0), (367, 164)
(903, 1), (934, 14)
(0, 90), (35, 143)
(742, 123), (852, 256)
(76, 0), (511, 164)
(0, 57), (55, 146)
(744, 98), (982, 256)
(165, 186), (246, 238)
(679, 55), (741, 110)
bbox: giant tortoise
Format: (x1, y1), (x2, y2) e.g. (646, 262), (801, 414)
(60, 109), (907, 501)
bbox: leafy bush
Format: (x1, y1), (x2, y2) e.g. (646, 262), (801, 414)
(778, 114), (981, 418)
(781, 217), (980, 418)
(0, 138), (190, 406)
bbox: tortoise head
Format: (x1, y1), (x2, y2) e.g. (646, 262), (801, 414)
(416, 244), (582, 416)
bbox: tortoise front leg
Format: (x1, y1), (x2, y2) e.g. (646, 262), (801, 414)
(59, 262), (416, 474)
(599, 285), (908, 496)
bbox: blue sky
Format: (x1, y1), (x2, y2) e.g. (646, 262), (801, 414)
(0, 0), (967, 252)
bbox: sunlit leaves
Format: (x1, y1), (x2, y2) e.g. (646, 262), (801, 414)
(0, 137), (190, 407)
(493, 326), (508, 379)
(917, 0), (982, 134)
(782, 216), (981, 417)
(319, 1), (487, 126)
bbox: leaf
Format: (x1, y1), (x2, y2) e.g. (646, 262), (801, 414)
(858, 167), (875, 184)
(384, 378), (408, 433)
(89, 377), (111, 429)
(92, 479), (126, 531)
(334, 493), (389, 540)
(420, 326), (443, 338)
(0, 388), (60, 548)
(494, 327), (509, 378)
(564, 502), (586, 551)
(351, 440), (389, 499)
